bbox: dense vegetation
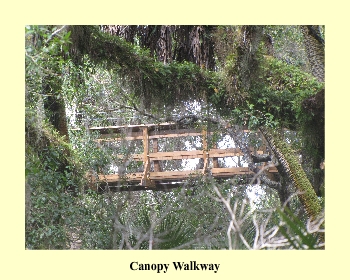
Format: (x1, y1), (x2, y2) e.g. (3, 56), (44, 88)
(25, 25), (324, 249)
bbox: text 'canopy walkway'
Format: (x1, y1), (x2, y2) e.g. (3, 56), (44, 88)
(78, 123), (277, 192)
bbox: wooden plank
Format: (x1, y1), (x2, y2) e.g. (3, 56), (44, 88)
(93, 171), (201, 183)
(266, 166), (278, 173)
(97, 183), (184, 192)
(149, 132), (202, 139)
(149, 128), (202, 139)
(211, 167), (253, 177)
(74, 123), (200, 132)
(149, 150), (203, 160)
(95, 128), (203, 141)
(93, 167), (254, 183)
(87, 123), (173, 132)
(209, 148), (243, 157)
(97, 131), (143, 141)
(149, 170), (204, 180)
(95, 173), (143, 182)
(91, 165), (278, 186)
(114, 148), (268, 161)
(116, 154), (143, 160)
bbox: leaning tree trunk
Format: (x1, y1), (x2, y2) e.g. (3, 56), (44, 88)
(260, 126), (324, 243)
(300, 25), (325, 83)
(259, 127), (322, 220)
(42, 72), (69, 141)
(29, 25), (70, 141)
(44, 96), (69, 140)
(300, 25), (325, 196)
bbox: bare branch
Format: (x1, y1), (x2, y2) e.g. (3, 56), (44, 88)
(52, 25), (68, 37)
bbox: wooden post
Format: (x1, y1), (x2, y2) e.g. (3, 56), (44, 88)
(153, 138), (161, 172)
(213, 143), (219, 168)
(202, 129), (209, 173)
(141, 126), (152, 186)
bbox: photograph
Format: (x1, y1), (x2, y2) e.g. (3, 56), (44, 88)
(25, 25), (325, 250)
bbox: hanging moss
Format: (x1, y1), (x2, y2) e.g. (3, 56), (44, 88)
(68, 26), (221, 109)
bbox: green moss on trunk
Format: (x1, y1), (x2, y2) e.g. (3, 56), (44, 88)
(260, 127), (322, 220)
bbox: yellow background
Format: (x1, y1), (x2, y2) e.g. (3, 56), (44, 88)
(2, 1), (348, 279)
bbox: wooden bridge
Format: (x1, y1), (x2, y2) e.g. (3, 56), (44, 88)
(78, 123), (277, 192)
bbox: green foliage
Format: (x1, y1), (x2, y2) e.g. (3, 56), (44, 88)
(68, 26), (222, 109)
(264, 26), (307, 68)
(25, 26), (86, 248)
(25, 125), (84, 249)
(248, 56), (322, 129)
(226, 55), (322, 137)
(25, 25), (71, 79)
(156, 214), (194, 249)
(69, 184), (226, 250)
(71, 192), (117, 249)
(277, 208), (320, 249)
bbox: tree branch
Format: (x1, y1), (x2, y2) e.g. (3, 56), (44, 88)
(46, 25), (68, 44)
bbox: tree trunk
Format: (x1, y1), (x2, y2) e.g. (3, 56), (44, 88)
(301, 26), (325, 196)
(300, 25), (325, 83)
(259, 127), (322, 220)
(42, 72), (69, 141)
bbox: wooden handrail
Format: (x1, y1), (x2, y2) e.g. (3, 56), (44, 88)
(115, 148), (262, 161)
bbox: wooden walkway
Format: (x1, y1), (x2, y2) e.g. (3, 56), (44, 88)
(76, 123), (277, 192)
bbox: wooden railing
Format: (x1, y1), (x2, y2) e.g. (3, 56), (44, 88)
(76, 123), (277, 191)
